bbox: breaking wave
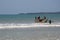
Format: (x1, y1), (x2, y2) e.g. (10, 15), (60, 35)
(0, 23), (60, 29)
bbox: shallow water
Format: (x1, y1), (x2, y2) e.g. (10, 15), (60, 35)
(0, 27), (60, 40)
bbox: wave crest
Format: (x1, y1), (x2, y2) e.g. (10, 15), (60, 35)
(0, 23), (60, 29)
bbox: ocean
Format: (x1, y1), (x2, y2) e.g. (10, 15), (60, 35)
(0, 13), (60, 28)
(0, 13), (60, 40)
(0, 13), (60, 23)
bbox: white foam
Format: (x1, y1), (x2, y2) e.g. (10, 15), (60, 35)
(0, 23), (60, 29)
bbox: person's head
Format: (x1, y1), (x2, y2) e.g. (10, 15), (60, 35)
(38, 16), (40, 19)
(44, 16), (46, 19)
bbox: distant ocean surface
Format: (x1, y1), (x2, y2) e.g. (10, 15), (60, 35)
(0, 13), (60, 23)
(0, 13), (60, 40)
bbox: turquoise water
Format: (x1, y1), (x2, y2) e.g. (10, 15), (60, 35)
(0, 13), (60, 23)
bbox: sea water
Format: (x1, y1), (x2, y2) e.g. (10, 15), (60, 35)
(0, 13), (60, 23)
(0, 13), (60, 40)
(0, 13), (60, 28)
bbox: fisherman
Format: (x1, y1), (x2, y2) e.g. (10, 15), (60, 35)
(35, 16), (48, 23)
(38, 16), (43, 22)
(35, 16), (39, 22)
(38, 16), (40, 19)
(41, 16), (47, 23)
(44, 16), (46, 19)
(43, 16), (48, 22)
(35, 16), (41, 23)
(38, 16), (47, 22)
(49, 20), (51, 24)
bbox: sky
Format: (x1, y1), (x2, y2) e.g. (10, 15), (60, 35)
(0, 0), (60, 14)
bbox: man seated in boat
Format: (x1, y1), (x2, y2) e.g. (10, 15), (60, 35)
(35, 16), (40, 23)
(40, 16), (48, 23)
(35, 16), (48, 23)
